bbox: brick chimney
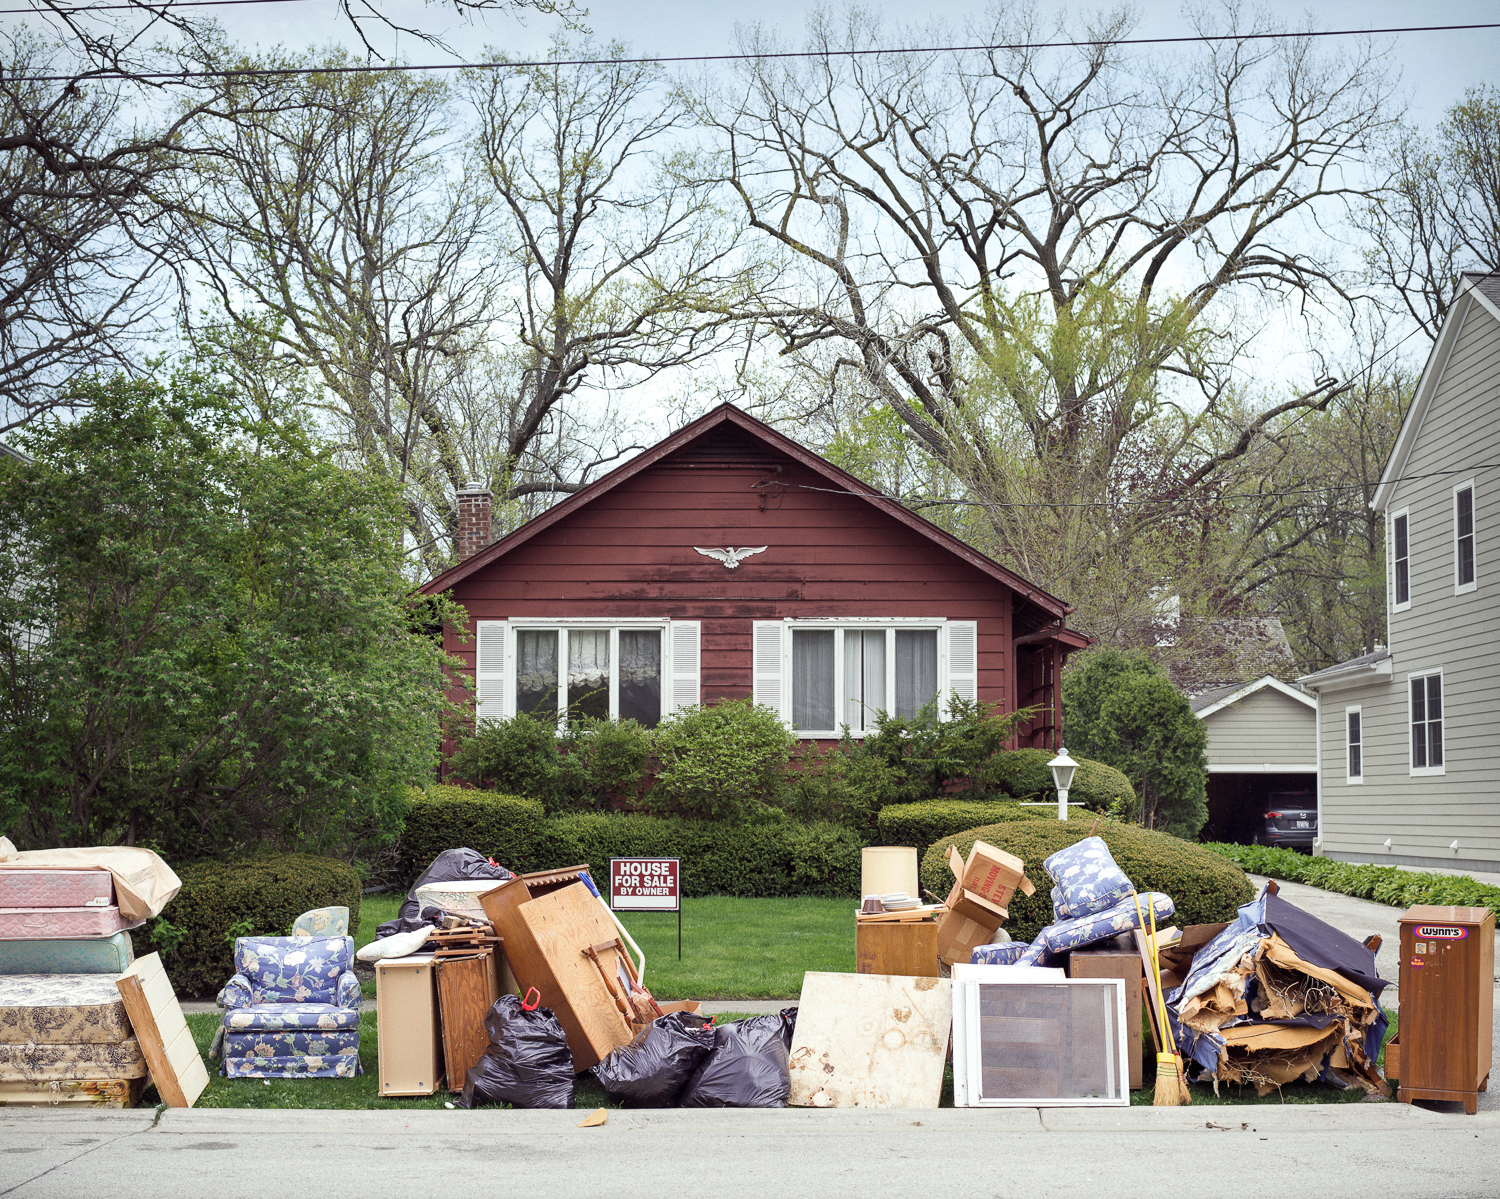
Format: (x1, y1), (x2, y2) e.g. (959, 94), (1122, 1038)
(456, 481), (493, 560)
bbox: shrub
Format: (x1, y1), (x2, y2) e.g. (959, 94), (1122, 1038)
(852, 696), (1034, 805)
(398, 785), (545, 879)
(987, 749), (1137, 813)
(1206, 843), (1500, 917)
(919, 817), (1254, 944)
(557, 718), (653, 810)
(139, 854), (363, 998)
(648, 700), (794, 823)
(532, 813), (861, 898)
(447, 714), (560, 810)
(876, 800), (1043, 864)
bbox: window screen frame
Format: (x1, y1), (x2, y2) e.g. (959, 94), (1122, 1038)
(1345, 704), (1363, 784)
(1408, 668), (1445, 777)
(955, 977), (1129, 1108)
(1391, 508), (1411, 611)
(1454, 481), (1477, 594)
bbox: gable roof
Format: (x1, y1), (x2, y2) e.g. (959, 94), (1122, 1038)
(420, 403), (1072, 619)
(1192, 674), (1316, 718)
(1372, 273), (1500, 512)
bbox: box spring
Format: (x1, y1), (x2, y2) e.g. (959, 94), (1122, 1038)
(0, 906), (134, 940)
(0, 974), (133, 1044)
(0, 869), (114, 909)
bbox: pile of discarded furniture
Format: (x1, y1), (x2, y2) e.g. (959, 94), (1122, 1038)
(0, 839), (203, 1107)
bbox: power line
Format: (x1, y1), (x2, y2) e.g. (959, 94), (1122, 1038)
(1, 0), (309, 11)
(11, 20), (1500, 83)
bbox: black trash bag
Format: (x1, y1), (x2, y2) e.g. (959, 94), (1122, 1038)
(455, 992), (575, 1109)
(590, 1011), (717, 1107)
(377, 848), (515, 938)
(676, 1008), (798, 1108)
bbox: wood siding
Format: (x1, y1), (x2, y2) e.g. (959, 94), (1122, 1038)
(441, 428), (1024, 729)
(1322, 298), (1500, 866)
(1201, 687), (1316, 769)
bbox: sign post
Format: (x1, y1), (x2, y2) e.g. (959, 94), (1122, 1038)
(608, 857), (682, 959)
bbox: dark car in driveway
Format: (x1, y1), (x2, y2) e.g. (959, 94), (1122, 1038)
(1253, 792), (1318, 851)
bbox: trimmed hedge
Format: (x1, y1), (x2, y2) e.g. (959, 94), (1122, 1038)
(920, 817), (1253, 944)
(876, 800), (1043, 863)
(400, 785), (545, 880)
(988, 749), (1136, 813)
(1206, 842), (1500, 916)
(141, 854), (363, 998)
(532, 813), (861, 899)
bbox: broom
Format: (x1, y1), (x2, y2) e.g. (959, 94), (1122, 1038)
(1133, 892), (1191, 1106)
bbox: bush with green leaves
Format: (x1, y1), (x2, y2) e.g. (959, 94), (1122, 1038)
(532, 813), (861, 897)
(139, 854), (363, 997)
(847, 696), (1034, 806)
(557, 718), (653, 810)
(876, 800), (1042, 865)
(920, 817), (1253, 944)
(398, 785), (545, 879)
(985, 748), (1136, 813)
(647, 700), (794, 823)
(1206, 842), (1500, 916)
(447, 713), (561, 810)
(1060, 649), (1208, 838)
(0, 369), (458, 861)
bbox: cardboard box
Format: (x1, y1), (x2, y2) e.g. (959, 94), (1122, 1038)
(957, 841), (1035, 910)
(1067, 938), (1145, 1089)
(933, 846), (1034, 967)
(1158, 923), (1227, 992)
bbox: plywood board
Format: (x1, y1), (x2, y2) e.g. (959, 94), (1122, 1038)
(115, 952), (208, 1108)
(436, 953), (498, 1094)
(856, 921), (939, 977)
(788, 972), (951, 1109)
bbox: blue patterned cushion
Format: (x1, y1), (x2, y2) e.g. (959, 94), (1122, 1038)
(221, 1002), (361, 1032)
(1050, 885), (1075, 921)
(1038, 891), (1176, 954)
(291, 907), (350, 938)
(1015, 940), (1054, 967)
(1043, 837), (1135, 918)
(970, 941), (1032, 966)
(223, 1030), (360, 1058)
(231, 936), (354, 1005)
(222, 1051), (361, 1079)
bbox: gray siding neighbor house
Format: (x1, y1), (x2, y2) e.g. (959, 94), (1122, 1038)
(1300, 272), (1500, 871)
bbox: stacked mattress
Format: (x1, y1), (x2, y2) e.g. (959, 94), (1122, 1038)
(0, 867), (144, 1107)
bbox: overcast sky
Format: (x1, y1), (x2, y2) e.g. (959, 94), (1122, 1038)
(159, 0), (1500, 129)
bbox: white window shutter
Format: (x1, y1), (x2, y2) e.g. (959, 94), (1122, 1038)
(668, 620), (702, 714)
(946, 620), (978, 713)
(475, 621), (508, 724)
(752, 621), (787, 722)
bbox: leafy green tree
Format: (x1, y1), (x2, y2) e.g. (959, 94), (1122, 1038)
(1092, 674), (1209, 840)
(1061, 648), (1163, 762)
(0, 368), (462, 861)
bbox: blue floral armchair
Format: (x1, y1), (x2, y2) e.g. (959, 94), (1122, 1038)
(211, 934), (362, 1079)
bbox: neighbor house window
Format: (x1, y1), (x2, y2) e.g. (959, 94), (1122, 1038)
(1393, 509), (1410, 608)
(1455, 482), (1476, 592)
(1409, 671), (1444, 774)
(473, 619), (699, 728)
(1346, 706), (1363, 783)
(754, 620), (974, 737)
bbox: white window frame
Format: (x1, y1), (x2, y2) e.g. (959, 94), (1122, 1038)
(757, 617), (975, 739)
(1454, 480), (1477, 594)
(1407, 668), (1445, 777)
(1391, 507), (1411, 611)
(1344, 705), (1363, 784)
(474, 618), (698, 727)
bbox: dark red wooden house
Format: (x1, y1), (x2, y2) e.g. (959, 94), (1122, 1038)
(422, 404), (1088, 746)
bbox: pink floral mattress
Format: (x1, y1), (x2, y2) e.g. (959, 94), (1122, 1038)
(0, 975), (133, 1044)
(0, 869), (114, 909)
(0, 906), (133, 940)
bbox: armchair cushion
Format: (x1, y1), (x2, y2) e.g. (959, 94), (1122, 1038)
(228, 936), (355, 1006)
(223, 1030), (360, 1058)
(291, 907), (349, 938)
(223, 1051), (360, 1079)
(221, 1002), (361, 1033)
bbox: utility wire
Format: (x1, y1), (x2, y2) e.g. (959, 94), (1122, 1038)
(1, 0), (308, 10)
(10, 20), (1500, 82)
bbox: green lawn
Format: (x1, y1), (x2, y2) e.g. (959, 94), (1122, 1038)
(355, 892), (852, 1001)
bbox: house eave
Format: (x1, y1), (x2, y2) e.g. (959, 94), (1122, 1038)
(1297, 657), (1393, 693)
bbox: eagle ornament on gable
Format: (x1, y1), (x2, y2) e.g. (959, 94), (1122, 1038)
(693, 546), (768, 570)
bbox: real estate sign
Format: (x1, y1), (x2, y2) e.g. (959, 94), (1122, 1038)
(609, 857), (680, 911)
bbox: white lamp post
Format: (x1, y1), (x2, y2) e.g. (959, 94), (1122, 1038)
(1048, 747), (1079, 821)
